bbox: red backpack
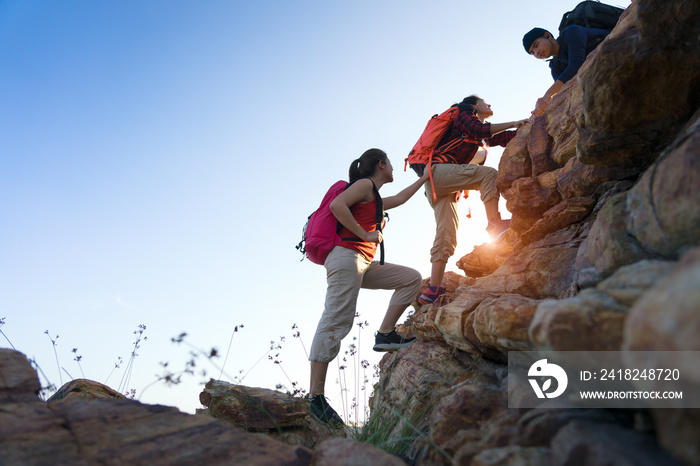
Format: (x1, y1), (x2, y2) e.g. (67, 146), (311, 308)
(404, 106), (477, 200)
(296, 180), (385, 265)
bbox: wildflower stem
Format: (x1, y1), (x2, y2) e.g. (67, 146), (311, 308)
(62, 367), (74, 380)
(174, 335), (236, 382)
(45, 331), (63, 386)
(28, 357), (57, 400)
(0, 327), (16, 350)
(219, 326), (239, 381)
(118, 324), (146, 394)
(238, 349), (272, 385)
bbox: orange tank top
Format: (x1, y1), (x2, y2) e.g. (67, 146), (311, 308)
(338, 198), (381, 261)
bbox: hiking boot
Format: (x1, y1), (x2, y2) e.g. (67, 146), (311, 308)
(308, 394), (344, 427)
(373, 328), (416, 352)
(418, 285), (446, 305)
(486, 218), (511, 241)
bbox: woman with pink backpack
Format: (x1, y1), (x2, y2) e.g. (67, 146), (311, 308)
(306, 148), (428, 426)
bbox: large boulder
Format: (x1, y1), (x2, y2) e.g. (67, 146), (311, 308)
(530, 258), (676, 352)
(0, 350), (313, 465)
(368, 339), (504, 460)
(578, 0), (700, 170)
(411, 290), (503, 354)
(504, 171), (562, 228)
(625, 111), (700, 258)
(529, 289), (628, 351)
(581, 110), (700, 278)
(198, 380), (344, 449)
(470, 247), (579, 299)
(623, 248), (700, 465)
(48, 379), (125, 402)
(518, 197), (596, 247)
(456, 239), (514, 278)
(0, 348), (41, 403)
(199, 381), (310, 430)
(468, 294), (539, 357)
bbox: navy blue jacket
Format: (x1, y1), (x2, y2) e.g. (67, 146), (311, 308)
(550, 25), (611, 83)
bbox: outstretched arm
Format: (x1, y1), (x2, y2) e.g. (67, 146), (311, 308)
(533, 26), (586, 117)
(383, 171), (430, 210)
(489, 119), (530, 135)
(456, 113), (527, 138)
(532, 80), (564, 117)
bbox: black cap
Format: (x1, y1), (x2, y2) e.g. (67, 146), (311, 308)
(523, 28), (550, 53)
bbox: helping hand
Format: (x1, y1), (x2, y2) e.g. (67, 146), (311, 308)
(531, 97), (551, 118)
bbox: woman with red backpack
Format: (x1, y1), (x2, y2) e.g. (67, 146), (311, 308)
(418, 96), (527, 305)
(307, 148), (428, 426)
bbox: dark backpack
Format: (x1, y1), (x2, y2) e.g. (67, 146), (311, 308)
(296, 179), (386, 265)
(558, 1), (624, 33)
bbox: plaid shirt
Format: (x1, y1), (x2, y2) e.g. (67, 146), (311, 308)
(437, 111), (517, 165)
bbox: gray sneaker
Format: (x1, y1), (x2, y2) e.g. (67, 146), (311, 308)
(308, 395), (344, 427)
(373, 328), (416, 352)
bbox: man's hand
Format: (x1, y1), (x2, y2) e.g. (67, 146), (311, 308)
(532, 80), (563, 118)
(531, 97), (551, 117)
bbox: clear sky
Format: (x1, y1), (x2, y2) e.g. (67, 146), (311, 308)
(1, 0), (630, 419)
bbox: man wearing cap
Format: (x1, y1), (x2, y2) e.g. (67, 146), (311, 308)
(523, 25), (611, 116)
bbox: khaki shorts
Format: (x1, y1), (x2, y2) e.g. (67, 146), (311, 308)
(309, 246), (423, 363)
(426, 163), (498, 263)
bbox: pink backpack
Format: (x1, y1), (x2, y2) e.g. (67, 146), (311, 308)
(296, 179), (384, 265)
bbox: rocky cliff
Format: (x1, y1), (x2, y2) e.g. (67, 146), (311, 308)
(0, 349), (412, 465)
(374, 0), (700, 465)
(1, 0), (698, 465)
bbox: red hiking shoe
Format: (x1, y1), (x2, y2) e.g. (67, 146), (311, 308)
(486, 217), (511, 241)
(418, 285), (447, 304)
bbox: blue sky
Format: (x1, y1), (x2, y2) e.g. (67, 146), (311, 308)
(1, 0), (630, 418)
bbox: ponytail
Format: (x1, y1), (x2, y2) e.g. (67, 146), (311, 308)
(454, 95), (480, 115)
(349, 148), (388, 183)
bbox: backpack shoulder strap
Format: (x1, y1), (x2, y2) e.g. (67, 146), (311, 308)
(369, 179), (386, 265)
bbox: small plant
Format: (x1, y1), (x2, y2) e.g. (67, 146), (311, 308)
(331, 313), (375, 427)
(153, 332), (212, 389)
(140, 326), (244, 399)
(1, 315), (397, 440)
(104, 356), (124, 385)
(267, 335), (307, 398)
(2, 320), (62, 398)
(219, 324), (244, 380)
(355, 368), (446, 460)
(288, 324), (309, 398)
(235, 342), (275, 385)
(117, 324), (147, 394)
(27, 356), (57, 400)
(0, 317), (16, 350)
(72, 348), (85, 379)
(44, 330), (62, 386)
